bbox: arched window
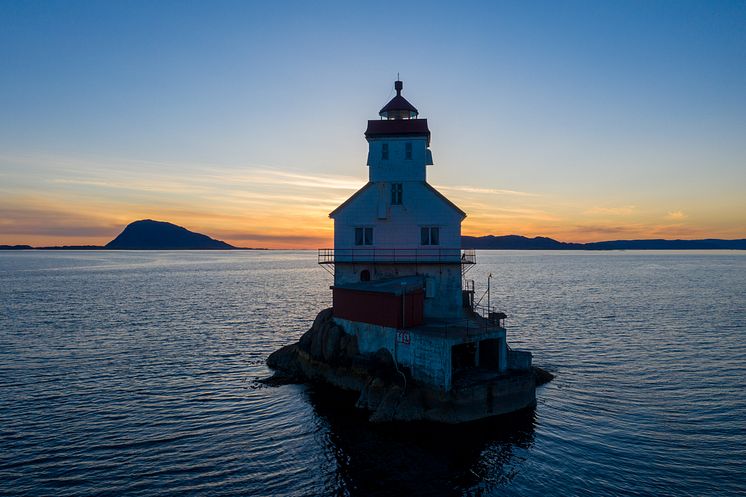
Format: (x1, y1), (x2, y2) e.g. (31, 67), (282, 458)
(360, 270), (371, 282)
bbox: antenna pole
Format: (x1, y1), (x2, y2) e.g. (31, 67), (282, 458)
(487, 273), (492, 316)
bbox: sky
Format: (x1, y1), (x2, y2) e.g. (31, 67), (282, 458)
(1, 0), (745, 248)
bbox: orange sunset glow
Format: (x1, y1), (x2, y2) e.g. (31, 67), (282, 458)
(2, 153), (743, 248)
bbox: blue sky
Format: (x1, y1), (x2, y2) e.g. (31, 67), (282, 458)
(1, 1), (745, 247)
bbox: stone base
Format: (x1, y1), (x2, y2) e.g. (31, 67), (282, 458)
(265, 308), (551, 424)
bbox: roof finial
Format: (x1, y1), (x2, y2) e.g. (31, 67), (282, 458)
(395, 76), (402, 97)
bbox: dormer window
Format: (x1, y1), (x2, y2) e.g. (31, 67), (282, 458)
(382, 143), (389, 160)
(405, 142), (412, 160)
(391, 183), (403, 205)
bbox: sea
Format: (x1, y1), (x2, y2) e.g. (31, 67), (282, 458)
(1, 250), (745, 497)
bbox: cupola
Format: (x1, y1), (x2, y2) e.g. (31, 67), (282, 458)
(378, 80), (419, 120)
(365, 79), (430, 146)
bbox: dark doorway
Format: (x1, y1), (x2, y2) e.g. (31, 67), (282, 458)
(478, 339), (500, 370)
(452, 342), (477, 374)
(360, 270), (371, 282)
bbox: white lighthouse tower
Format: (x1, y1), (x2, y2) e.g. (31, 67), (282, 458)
(319, 80), (530, 392)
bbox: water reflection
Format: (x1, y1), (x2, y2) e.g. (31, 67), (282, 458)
(306, 385), (536, 497)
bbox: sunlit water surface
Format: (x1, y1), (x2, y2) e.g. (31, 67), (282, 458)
(1, 250), (745, 496)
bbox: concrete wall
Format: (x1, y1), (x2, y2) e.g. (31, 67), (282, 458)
(335, 317), (454, 391)
(508, 349), (533, 371)
(335, 263), (464, 319)
(449, 372), (536, 421)
(335, 317), (509, 392)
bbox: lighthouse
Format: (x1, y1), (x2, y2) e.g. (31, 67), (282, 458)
(318, 80), (530, 392)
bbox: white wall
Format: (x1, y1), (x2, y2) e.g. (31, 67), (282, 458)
(332, 181), (463, 250)
(330, 125), (468, 321)
(366, 136), (432, 182)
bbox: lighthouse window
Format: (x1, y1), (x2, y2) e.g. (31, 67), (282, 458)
(405, 142), (412, 160)
(355, 227), (373, 245)
(391, 183), (403, 205)
(421, 227), (440, 245)
(382, 143), (389, 160)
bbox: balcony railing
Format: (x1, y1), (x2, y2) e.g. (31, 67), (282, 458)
(318, 248), (476, 265)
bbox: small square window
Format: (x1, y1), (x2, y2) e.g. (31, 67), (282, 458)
(405, 142), (412, 160)
(382, 143), (389, 160)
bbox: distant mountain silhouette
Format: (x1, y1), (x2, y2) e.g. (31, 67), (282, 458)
(105, 220), (234, 250)
(0, 245), (33, 250)
(462, 235), (746, 250)
(462, 235), (576, 250)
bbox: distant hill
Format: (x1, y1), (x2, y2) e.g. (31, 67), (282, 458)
(0, 245), (33, 250)
(38, 245), (106, 250)
(462, 235), (746, 250)
(105, 220), (234, 250)
(462, 235), (578, 250)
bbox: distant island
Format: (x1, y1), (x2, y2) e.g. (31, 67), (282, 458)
(106, 219), (234, 249)
(461, 235), (746, 250)
(0, 220), (261, 250)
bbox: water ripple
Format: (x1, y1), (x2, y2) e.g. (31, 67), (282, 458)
(1, 250), (745, 496)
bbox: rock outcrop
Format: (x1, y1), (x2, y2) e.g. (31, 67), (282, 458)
(265, 308), (553, 423)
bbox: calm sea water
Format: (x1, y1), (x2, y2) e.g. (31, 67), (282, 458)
(1, 250), (745, 496)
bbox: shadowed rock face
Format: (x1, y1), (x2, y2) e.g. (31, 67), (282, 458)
(265, 308), (553, 424)
(106, 220), (234, 250)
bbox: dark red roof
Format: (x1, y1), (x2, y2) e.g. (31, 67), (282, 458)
(379, 80), (419, 119)
(364, 119), (431, 145)
(379, 95), (419, 118)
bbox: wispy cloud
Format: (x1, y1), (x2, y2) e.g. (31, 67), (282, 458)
(434, 185), (539, 197)
(3, 152), (365, 193)
(585, 205), (636, 216)
(0, 204), (120, 238)
(567, 224), (643, 236)
(231, 169), (363, 191)
(210, 230), (330, 246)
(0, 153), (353, 247)
(666, 210), (687, 220)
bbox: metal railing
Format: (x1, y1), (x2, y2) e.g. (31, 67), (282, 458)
(318, 248), (476, 265)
